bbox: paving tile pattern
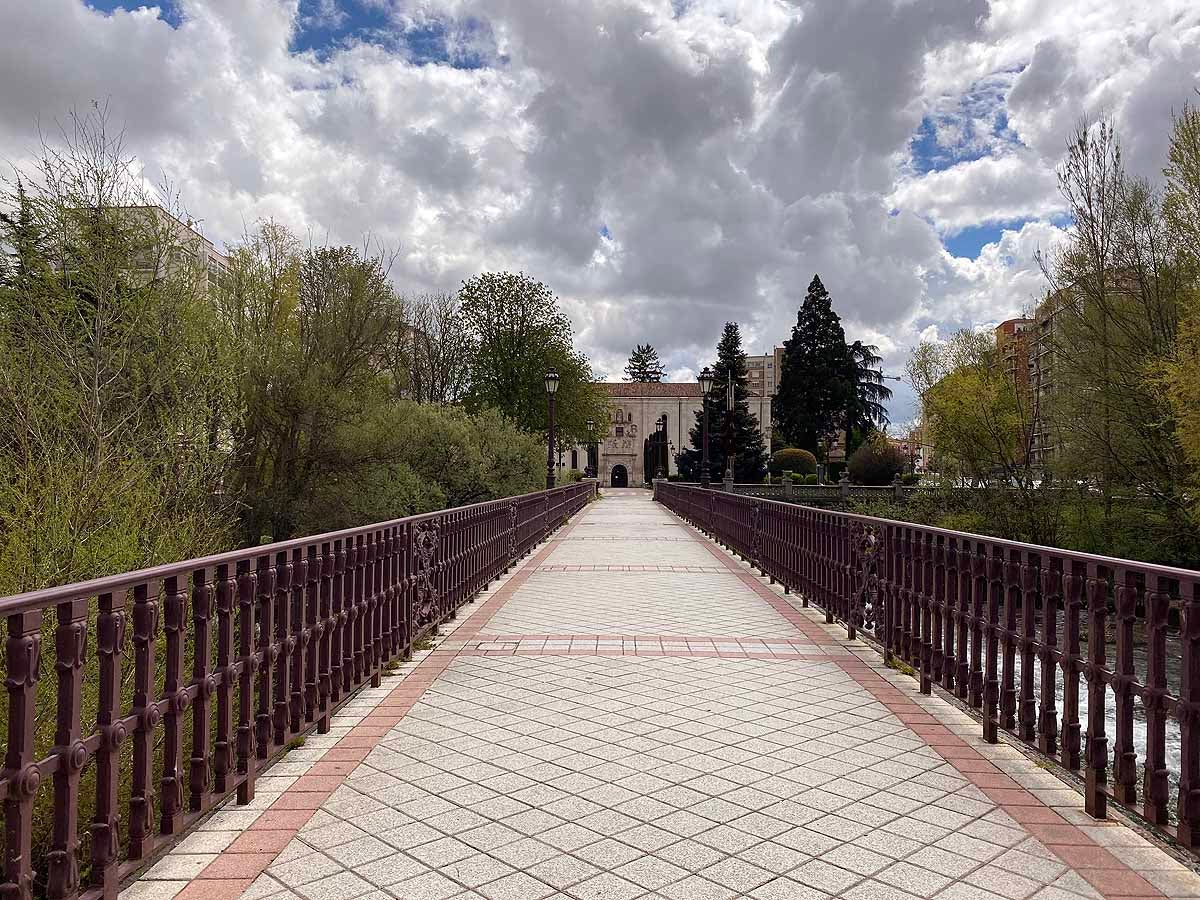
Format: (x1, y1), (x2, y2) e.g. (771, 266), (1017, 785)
(122, 491), (1200, 900)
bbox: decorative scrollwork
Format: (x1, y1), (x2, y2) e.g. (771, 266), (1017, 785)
(851, 521), (881, 634)
(414, 522), (441, 632)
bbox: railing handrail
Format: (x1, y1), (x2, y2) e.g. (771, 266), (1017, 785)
(0, 483), (583, 616)
(693, 483), (1200, 581)
(655, 480), (1200, 851)
(0, 480), (595, 900)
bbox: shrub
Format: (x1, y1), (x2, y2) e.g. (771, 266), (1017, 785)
(804, 473), (819, 485)
(847, 435), (905, 485)
(770, 447), (817, 476)
(565, 469), (586, 483)
(902, 472), (921, 486)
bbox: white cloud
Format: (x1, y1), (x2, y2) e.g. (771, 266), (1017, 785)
(890, 151), (1063, 235)
(0, 0), (1197, 425)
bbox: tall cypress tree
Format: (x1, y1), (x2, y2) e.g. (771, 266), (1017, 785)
(677, 322), (769, 482)
(624, 343), (667, 382)
(774, 275), (855, 457)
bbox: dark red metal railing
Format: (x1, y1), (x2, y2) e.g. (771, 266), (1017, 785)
(1, 481), (594, 900)
(657, 482), (1200, 849)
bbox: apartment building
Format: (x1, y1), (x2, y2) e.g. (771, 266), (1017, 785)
(745, 346), (785, 398)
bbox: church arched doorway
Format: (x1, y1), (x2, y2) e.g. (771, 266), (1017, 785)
(611, 465), (628, 488)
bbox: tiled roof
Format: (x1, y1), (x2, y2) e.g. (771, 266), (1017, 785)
(602, 382), (702, 398)
(601, 382), (765, 399)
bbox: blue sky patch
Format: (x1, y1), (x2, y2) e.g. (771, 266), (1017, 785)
(599, 224), (613, 240)
(87, 0), (181, 28)
(943, 222), (1012, 259)
(290, 1), (497, 68)
(909, 71), (1024, 175)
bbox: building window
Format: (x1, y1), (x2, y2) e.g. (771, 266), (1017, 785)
(571, 449), (578, 469)
(615, 426), (624, 437)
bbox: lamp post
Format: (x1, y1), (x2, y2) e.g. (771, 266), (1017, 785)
(654, 416), (667, 480)
(545, 369), (560, 489)
(723, 374), (735, 484)
(585, 418), (595, 477)
(698, 367), (714, 487)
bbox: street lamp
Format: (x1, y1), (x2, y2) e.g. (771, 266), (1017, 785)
(654, 416), (667, 480)
(698, 367), (714, 487)
(724, 374), (735, 483)
(545, 369), (560, 489)
(585, 418), (595, 477)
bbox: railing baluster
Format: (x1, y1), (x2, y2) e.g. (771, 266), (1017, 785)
(1000, 551), (1019, 733)
(91, 592), (125, 896)
(2, 607), (44, 900)
(190, 569), (214, 812)
(955, 543), (971, 700)
(317, 542), (333, 732)
(46, 597), (88, 900)
(129, 581), (159, 859)
(983, 548), (1002, 743)
(160, 574), (188, 835)
(255, 558), (275, 760)
(1061, 564), (1084, 770)
(214, 565), (236, 794)
(1038, 560), (1061, 757)
(1084, 563), (1109, 819)
(304, 545), (319, 725)
(236, 564), (257, 803)
(1179, 577), (1200, 848)
(1113, 569), (1138, 807)
(1018, 554), (1037, 742)
(273, 550), (292, 745)
(289, 548), (306, 734)
(1143, 576), (1170, 825)
(919, 534), (933, 695)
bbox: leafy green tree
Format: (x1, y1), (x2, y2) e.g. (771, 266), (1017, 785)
(774, 275), (855, 457)
(847, 433), (904, 485)
(624, 343), (667, 382)
(769, 448), (817, 476)
(0, 106), (237, 594)
(845, 340), (892, 452)
(677, 322), (768, 482)
(459, 272), (609, 445)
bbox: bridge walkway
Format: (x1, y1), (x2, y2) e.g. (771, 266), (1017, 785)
(127, 490), (1199, 900)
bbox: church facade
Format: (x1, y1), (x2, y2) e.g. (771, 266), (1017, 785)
(563, 382), (771, 487)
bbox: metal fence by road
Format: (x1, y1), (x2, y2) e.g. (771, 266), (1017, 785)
(656, 481), (1200, 851)
(0, 482), (594, 900)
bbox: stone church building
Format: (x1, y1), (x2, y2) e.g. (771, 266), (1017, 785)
(562, 383), (771, 487)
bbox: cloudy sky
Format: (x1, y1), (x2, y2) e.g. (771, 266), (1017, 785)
(3, 1), (1199, 421)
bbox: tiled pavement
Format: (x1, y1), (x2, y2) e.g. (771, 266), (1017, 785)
(125, 489), (1200, 900)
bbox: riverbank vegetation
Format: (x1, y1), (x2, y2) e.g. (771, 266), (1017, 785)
(0, 108), (607, 597)
(903, 103), (1200, 568)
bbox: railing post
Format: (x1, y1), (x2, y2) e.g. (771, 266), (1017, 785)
(2, 608), (43, 900)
